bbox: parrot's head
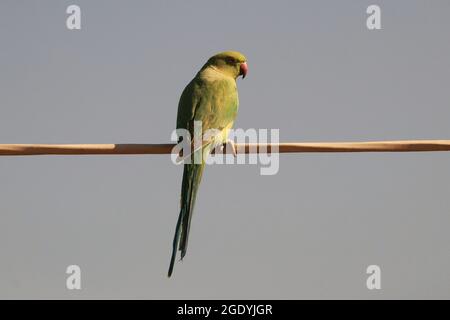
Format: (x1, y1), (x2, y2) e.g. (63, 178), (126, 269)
(205, 51), (248, 80)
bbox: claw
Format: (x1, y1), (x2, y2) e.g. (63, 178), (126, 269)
(224, 139), (237, 157)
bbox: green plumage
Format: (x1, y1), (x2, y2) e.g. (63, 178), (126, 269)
(168, 51), (247, 277)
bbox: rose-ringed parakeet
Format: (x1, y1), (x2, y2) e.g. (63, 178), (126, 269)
(168, 51), (248, 277)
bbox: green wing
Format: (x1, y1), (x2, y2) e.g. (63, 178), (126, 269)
(176, 74), (238, 137)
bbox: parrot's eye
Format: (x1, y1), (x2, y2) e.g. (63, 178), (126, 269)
(225, 57), (236, 65)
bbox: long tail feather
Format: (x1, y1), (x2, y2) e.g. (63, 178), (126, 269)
(179, 163), (205, 258)
(167, 207), (182, 277)
(168, 162), (205, 277)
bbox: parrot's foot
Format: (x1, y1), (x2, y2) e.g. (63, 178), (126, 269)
(223, 139), (237, 157)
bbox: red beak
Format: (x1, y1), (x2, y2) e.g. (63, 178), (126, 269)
(239, 62), (248, 79)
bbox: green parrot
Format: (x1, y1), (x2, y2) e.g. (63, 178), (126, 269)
(168, 51), (248, 277)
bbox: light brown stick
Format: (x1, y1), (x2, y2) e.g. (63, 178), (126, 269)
(1, 140), (450, 156)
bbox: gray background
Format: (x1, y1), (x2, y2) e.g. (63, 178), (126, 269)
(0, 0), (449, 299)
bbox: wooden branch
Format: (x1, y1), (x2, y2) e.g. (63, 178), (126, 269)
(1, 140), (450, 156)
